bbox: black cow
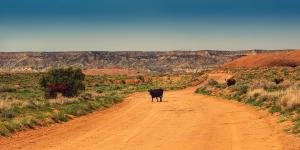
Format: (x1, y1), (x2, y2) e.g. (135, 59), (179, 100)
(226, 78), (236, 86)
(148, 89), (164, 102)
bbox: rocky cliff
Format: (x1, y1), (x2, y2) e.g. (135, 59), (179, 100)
(0, 50), (278, 73)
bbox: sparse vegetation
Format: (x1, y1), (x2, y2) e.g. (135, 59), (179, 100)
(0, 70), (205, 136)
(195, 67), (300, 135)
(208, 79), (218, 86)
(195, 86), (212, 95)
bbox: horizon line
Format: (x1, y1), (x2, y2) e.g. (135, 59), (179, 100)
(0, 49), (298, 53)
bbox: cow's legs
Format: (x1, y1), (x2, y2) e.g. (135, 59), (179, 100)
(160, 96), (162, 102)
(152, 97), (153, 102)
(156, 97), (159, 102)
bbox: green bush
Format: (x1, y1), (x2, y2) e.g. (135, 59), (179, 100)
(0, 123), (9, 136)
(215, 83), (227, 89)
(195, 87), (212, 95)
(81, 93), (92, 101)
(208, 79), (218, 86)
(40, 68), (85, 98)
(64, 104), (81, 116)
(236, 85), (248, 95)
(0, 87), (17, 93)
(20, 118), (36, 129)
(52, 112), (69, 122)
(269, 106), (281, 114)
(1, 108), (17, 119)
(90, 100), (103, 110)
(264, 85), (284, 92)
(292, 118), (300, 134)
(5, 120), (22, 132)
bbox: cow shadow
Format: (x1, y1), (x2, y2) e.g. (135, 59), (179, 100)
(150, 100), (168, 103)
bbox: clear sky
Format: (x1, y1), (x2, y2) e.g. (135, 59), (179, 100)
(0, 0), (300, 51)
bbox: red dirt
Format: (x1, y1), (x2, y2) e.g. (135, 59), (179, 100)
(82, 68), (139, 76)
(110, 79), (142, 85)
(223, 50), (300, 68)
(1, 86), (300, 150)
(125, 79), (142, 84)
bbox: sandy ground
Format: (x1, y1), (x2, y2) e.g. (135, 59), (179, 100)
(1, 86), (299, 150)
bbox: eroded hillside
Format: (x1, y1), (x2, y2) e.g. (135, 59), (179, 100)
(223, 50), (300, 68)
(0, 50), (268, 73)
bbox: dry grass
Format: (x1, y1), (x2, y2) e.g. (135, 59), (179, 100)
(0, 97), (29, 110)
(247, 86), (300, 110)
(47, 94), (79, 105)
(280, 87), (300, 110)
(247, 88), (269, 97)
(249, 80), (292, 91)
(248, 88), (284, 97)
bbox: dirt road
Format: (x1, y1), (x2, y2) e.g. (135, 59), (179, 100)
(0, 87), (289, 150)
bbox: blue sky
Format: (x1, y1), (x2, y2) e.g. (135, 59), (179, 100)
(0, 0), (300, 51)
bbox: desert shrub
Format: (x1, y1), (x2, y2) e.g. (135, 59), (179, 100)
(90, 99), (103, 110)
(283, 69), (290, 77)
(253, 93), (260, 99)
(249, 80), (269, 90)
(227, 85), (248, 101)
(235, 85), (248, 95)
(273, 78), (284, 84)
(0, 87), (17, 93)
(264, 85), (285, 92)
(63, 104), (80, 115)
(110, 94), (124, 103)
(1, 107), (18, 119)
(248, 88), (282, 100)
(208, 79), (218, 86)
(248, 96), (270, 107)
(33, 112), (48, 120)
(280, 88), (300, 110)
(289, 121), (300, 135)
(195, 86), (212, 95)
(0, 123), (9, 136)
(81, 93), (92, 101)
(63, 102), (91, 116)
(110, 84), (122, 90)
(40, 68), (85, 99)
(258, 95), (269, 102)
(215, 83), (227, 89)
(20, 118), (37, 129)
(103, 92), (124, 104)
(5, 120), (22, 132)
(137, 75), (145, 82)
(269, 106), (281, 114)
(245, 98), (256, 105)
(52, 112), (69, 122)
